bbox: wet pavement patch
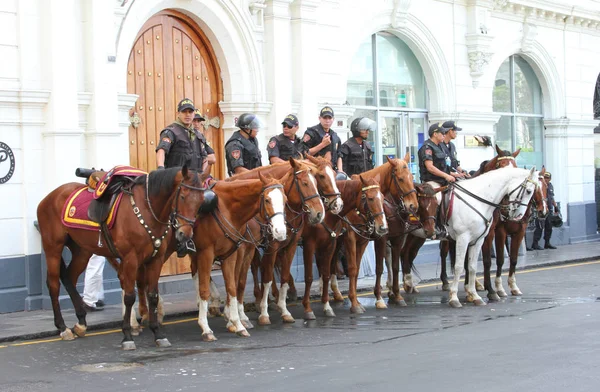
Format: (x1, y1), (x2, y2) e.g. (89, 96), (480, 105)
(73, 362), (144, 373)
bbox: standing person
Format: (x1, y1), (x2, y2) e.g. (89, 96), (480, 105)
(225, 113), (263, 175)
(267, 114), (304, 164)
(418, 122), (453, 236)
(155, 98), (206, 171)
(82, 254), (105, 312)
(338, 117), (376, 176)
(301, 106), (343, 171)
(530, 172), (559, 250)
(192, 109), (216, 173)
(441, 120), (470, 179)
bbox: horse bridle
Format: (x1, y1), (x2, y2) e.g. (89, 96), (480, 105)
(341, 184), (386, 239)
(259, 183), (285, 224)
(386, 167), (417, 217)
(495, 156), (515, 168)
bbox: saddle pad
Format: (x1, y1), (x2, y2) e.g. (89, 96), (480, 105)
(62, 187), (123, 231)
(94, 165), (146, 199)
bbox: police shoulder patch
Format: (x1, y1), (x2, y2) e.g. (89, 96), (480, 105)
(303, 134), (311, 143)
(425, 148), (432, 156)
(231, 150), (241, 160)
(162, 137), (171, 143)
(268, 140), (276, 149)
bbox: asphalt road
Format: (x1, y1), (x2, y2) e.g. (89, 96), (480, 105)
(1, 261), (599, 392)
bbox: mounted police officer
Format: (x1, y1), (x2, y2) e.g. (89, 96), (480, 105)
(301, 106), (342, 171)
(418, 122), (454, 237)
(225, 113), (263, 176)
(267, 114), (304, 164)
(441, 120), (470, 179)
(530, 171), (559, 250)
(156, 98), (208, 170)
(192, 109), (216, 173)
(339, 117), (376, 176)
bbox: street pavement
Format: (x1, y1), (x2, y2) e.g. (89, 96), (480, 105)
(0, 240), (599, 344)
(0, 260), (598, 392)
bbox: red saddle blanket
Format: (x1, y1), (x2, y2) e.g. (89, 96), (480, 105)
(61, 187), (123, 231)
(94, 165), (147, 199)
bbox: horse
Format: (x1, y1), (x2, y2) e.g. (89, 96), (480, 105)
(377, 182), (441, 306)
(443, 166), (540, 307)
(300, 175), (388, 319)
(36, 166), (206, 349)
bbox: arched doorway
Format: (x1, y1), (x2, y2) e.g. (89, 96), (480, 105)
(127, 10), (223, 275)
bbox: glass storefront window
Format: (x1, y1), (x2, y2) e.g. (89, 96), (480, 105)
(347, 36), (374, 106)
(493, 55), (544, 169)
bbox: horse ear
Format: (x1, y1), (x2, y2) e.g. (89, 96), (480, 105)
(258, 171), (268, 184)
(495, 144), (502, 155)
(386, 155), (395, 165)
(540, 166), (546, 176)
(403, 151), (411, 163)
(289, 157), (298, 169)
(359, 174), (367, 185)
(305, 154), (317, 164)
(512, 148), (521, 157)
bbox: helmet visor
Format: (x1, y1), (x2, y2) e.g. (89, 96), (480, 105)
(246, 116), (263, 130)
(357, 118), (377, 132)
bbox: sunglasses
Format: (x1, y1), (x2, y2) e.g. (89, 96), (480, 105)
(283, 124), (295, 129)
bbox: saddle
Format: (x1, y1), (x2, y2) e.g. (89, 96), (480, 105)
(75, 165), (146, 224)
(438, 186), (455, 227)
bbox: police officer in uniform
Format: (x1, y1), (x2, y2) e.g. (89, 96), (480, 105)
(339, 117), (376, 176)
(225, 113), (263, 175)
(192, 109), (216, 173)
(530, 172), (559, 250)
(156, 98), (207, 170)
(301, 106), (343, 171)
(267, 114), (304, 164)
(440, 120), (470, 179)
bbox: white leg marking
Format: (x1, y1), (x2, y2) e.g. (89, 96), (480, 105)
(508, 274), (522, 295)
(238, 302), (249, 323)
(260, 281), (272, 320)
(331, 275), (338, 292)
(227, 296), (246, 333)
(197, 299), (213, 336)
(323, 301), (334, 314)
(495, 276), (507, 296)
(278, 283), (292, 317)
(318, 276), (324, 295)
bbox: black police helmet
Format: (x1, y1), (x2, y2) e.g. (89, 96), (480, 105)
(237, 113), (262, 131)
(198, 190), (218, 214)
(335, 171), (349, 181)
(350, 117), (377, 138)
(549, 212), (563, 228)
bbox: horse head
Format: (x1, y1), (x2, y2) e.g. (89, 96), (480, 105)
(385, 153), (418, 215)
(415, 183), (441, 239)
(505, 167), (538, 222)
(168, 165), (206, 244)
(474, 145), (520, 177)
(304, 155), (343, 214)
(533, 166), (549, 218)
(358, 174), (388, 237)
(258, 171), (288, 241)
(288, 157), (325, 224)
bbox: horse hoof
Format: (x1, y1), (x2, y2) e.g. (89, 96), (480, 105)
(473, 298), (486, 306)
(258, 315), (271, 326)
(208, 307), (222, 318)
(475, 281), (485, 292)
(282, 314), (295, 324)
(73, 323), (87, 338)
(155, 338), (171, 348)
(60, 328), (76, 341)
(488, 293), (501, 302)
(449, 299), (462, 308)
(122, 341), (136, 351)
(202, 332), (217, 342)
(324, 308), (336, 318)
(236, 329), (251, 338)
(511, 289), (523, 296)
(375, 299), (387, 309)
(397, 299), (407, 307)
(497, 290), (508, 298)
(304, 311), (316, 320)
(350, 305), (364, 314)
(131, 326), (143, 336)
(333, 293), (344, 302)
(227, 323), (237, 333)
(441, 283), (450, 292)
(241, 320), (254, 330)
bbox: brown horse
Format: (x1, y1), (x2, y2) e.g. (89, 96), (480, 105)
(378, 183), (441, 306)
(36, 166), (206, 350)
(300, 175), (388, 319)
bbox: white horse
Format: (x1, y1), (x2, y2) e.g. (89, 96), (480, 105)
(444, 167), (539, 307)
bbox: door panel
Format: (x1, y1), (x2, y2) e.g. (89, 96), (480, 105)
(127, 11), (223, 276)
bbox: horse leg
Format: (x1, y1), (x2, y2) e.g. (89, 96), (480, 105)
(402, 235), (424, 296)
(258, 246), (278, 325)
(508, 231), (525, 296)
(64, 247), (93, 338)
(118, 258), (138, 351)
(276, 242), (299, 323)
(385, 241), (393, 291)
(439, 240), (450, 291)
(251, 250), (262, 307)
(319, 240), (337, 318)
(134, 265), (147, 334)
(196, 251), (217, 341)
(494, 227), (508, 298)
(236, 246), (254, 330)
(302, 237), (317, 320)
(465, 241), (485, 306)
(208, 277), (222, 317)
(390, 237), (407, 304)
(330, 240), (345, 302)
(448, 236), (468, 308)
(373, 236), (388, 309)
(482, 230), (500, 302)
(45, 247), (74, 340)
(221, 254), (249, 337)
(144, 260), (171, 348)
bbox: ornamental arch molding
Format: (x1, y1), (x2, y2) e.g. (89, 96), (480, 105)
(483, 40), (564, 119)
(340, 13), (455, 115)
(115, 0), (265, 103)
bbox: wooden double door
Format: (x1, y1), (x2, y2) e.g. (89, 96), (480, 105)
(127, 11), (223, 276)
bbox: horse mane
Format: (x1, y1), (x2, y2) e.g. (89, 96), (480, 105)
(135, 167), (200, 196)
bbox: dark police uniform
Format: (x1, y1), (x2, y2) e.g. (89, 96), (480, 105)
(418, 139), (450, 184)
(267, 134), (304, 161)
(440, 141), (459, 173)
(301, 124), (342, 170)
(338, 137), (374, 176)
(156, 121), (209, 170)
(225, 130), (262, 176)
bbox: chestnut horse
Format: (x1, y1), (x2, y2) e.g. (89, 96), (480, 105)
(300, 175), (388, 319)
(36, 166), (206, 349)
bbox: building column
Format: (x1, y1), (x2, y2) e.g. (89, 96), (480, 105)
(41, 0), (82, 192)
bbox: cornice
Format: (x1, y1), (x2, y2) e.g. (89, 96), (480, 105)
(0, 90), (51, 106)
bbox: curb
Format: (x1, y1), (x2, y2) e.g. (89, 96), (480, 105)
(1, 256), (598, 344)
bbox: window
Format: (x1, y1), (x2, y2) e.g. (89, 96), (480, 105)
(493, 55), (544, 169)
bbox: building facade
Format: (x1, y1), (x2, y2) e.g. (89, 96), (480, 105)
(1, 0), (599, 312)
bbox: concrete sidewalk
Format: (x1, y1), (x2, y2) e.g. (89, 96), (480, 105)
(1, 240), (599, 343)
